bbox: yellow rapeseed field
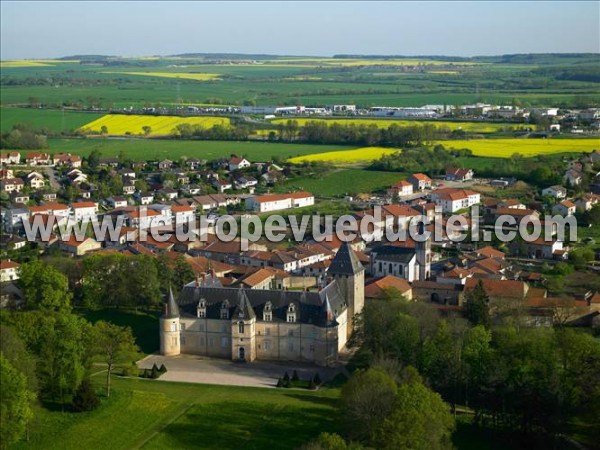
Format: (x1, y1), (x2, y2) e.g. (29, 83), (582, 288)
(1, 59), (78, 68)
(438, 138), (600, 157)
(105, 72), (222, 81)
(79, 115), (230, 136)
(288, 147), (397, 164)
(271, 118), (533, 133)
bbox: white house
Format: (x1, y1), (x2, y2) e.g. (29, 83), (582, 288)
(408, 173), (433, 191)
(171, 205), (195, 224)
(430, 188), (480, 213)
(135, 192), (154, 205)
(27, 172), (45, 189)
(245, 192), (314, 213)
(71, 201), (98, 221)
(229, 156), (251, 171)
(542, 185), (567, 199)
(387, 180), (413, 198)
(0, 178), (24, 193)
(575, 194), (600, 211)
(564, 169), (582, 186)
(107, 196), (128, 209)
(0, 260), (21, 282)
(0, 151), (21, 165)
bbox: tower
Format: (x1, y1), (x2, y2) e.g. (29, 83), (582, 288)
(231, 288), (256, 362)
(328, 242), (365, 339)
(415, 221), (431, 280)
(159, 287), (181, 356)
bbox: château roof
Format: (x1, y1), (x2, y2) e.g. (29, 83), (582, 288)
(328, 242), (364, 276)
(165, 287), (180, 318)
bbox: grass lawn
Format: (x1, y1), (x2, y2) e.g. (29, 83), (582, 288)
(0, 107), (103, 133)
(16, 376), (341, 450)
(279, 168), (405, 197)
(79, 308), (160, 354)
(47, 137), (358, 161)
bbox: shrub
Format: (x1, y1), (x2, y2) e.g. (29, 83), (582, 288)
(276, 378), (283, 388)
(308, 379), (317, 390)
(72, 379), (100, 412)
(313, 372), (322, 386)
(159, 364), (167, 373)
(151, 364), (160, 379)
(283, 378), (291, 388)
(141, 368), (151, 378)
(292, 370), (299, 381)
(283, 371), (290, 381)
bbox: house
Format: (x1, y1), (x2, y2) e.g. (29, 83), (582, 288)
(41, 192), (57, 202)
(125, 208), (165, 229)
(98, 158), (119, 168)
(0, 151), (21, 165)
(53, 153), (82, 168)
(171, 205), (195, 224)
(193, 194), (230, 211)
(493, 207), (540, 225)
(0, 260), (21, 282)
(10, 191), (30, 204)
(58, 236), (102, 256)
(160, 188), (178, 200)
(119, 168), (136, 179)
(552, 200), (576, 216)
(135, 192), (154, 205)
(387, 180), (413, 198)
(212, 179), (233, 193)
(464, 278), (529, 304)
(181, 185), (203, 195)
(107, 196), (128, 209)
(123, 182), (136, 195)
(25, 152), (50, 165)
(445, 168), (474, 182)
(370, 238), (431, 282)
(575, 193), (600, 211)
(186, 158), (204, 170)
(430, 188), (480, 213)
(67, 169), (88, 185)
(159, 242), (365, 365)
(0, 169), (14, 179)
(542, 185), (567, 199)
(364, 275), (412, 300)
(234, 176), (258, 190)
(514, 238), (565, 260)
(408, 173), (432, 191)
(245, 192), (314, 213)
(4, 207), (30, 230)
(0, 234), (26, 251)
(0, 178), (24, 193)
(71, 201), (98, 221)
(27, 172), (45, 189)
(158, 160), (173, 170)
(563, 169), (583, 186)
(498, 199), (526, 210)
(229, 156), (251, 171)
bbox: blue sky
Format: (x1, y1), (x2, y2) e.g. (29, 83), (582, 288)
(1, 1), (599, 59)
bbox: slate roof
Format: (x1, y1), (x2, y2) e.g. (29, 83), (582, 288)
(370, 245), (416, 264)
(176, 281), (346, 327)
(328, 242), (364, 276)
(165, 287), (180, 318)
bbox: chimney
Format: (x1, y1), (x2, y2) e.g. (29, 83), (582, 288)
(195, 275), (200, 288)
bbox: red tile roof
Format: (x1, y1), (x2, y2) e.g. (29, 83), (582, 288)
(0, 260), (20, 270)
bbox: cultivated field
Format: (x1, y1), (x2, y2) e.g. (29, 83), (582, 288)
(106, 71), (222, 81)
(287, 146), (397, 164)
(1, 107), (103, 133)
(438, 138), (600, 157)
(78, 114), (230, 136)
(272, 118), (535, 133)
(47, 138), (358, 161)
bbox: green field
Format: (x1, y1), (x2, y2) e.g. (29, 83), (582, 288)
(1, 107), (103, 133)
(46, 138), (359, 161)
(16, 376), (341, 450)
(280, 168), (406, 197)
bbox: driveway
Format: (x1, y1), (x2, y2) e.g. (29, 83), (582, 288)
(137, 354), (343, 388)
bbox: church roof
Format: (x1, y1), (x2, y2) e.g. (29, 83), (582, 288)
(328, 242), (364, 276)
(232, 288), (256, 320)
(371, 245), (416, 264)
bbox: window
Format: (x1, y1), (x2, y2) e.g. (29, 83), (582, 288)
(238, 322), (244, 334)
(220, 310), (229, 319)
(263, 312), (272, 322)
(170, 321), (177, 332)
(265, 327), (271, 336)
(264, 340), (271, 351)
(180, 323), (186, 331)
(198, 323), (205, 332)
(181, 336), (186, 345)
(288, 329), (294, 337)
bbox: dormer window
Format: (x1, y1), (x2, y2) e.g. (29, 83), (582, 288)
(287, 303), (296, 323)
(220, 300), (230, 320)
(197, 299), (206, 318)
(263, 301), (273, 322)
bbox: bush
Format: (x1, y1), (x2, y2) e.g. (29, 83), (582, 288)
(122, 364), (139, 377)
(151, 364), (160, 379)
(141, 368), (151, 378)
(72, 379), (100, 412)
(276, 378), (283, 388)
(159, 364), (167, 373)
(292, 370), (299, 381)
(308, 379), (317, 390)
(283, 378), (291, 388)
(283, 371), (290, 382)
(313, 372), (322, 386)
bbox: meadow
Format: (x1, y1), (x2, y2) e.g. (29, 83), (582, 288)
(46, 137), (358, 161)
(15, 375), (341, 450)
(272, 118), (535, 133)
(278, 168), (405, 197)
(287, 146), (397, 164)
(438, 138), (600, 157)
(0, 107), (103, 133)
(78, 114), (230, 136)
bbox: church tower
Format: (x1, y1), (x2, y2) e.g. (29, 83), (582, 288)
(415, 221), (431, 280)
(328, 242), (365, 339)
(160, 288), (181, 356)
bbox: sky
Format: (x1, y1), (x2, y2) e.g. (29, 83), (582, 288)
(1, 1), (599, 59)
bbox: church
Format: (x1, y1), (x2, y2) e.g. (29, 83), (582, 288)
(159, 243), (365, 366)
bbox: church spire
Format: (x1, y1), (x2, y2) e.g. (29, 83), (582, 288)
(165, 286), (180, 318)
(328, 242), (364, 276)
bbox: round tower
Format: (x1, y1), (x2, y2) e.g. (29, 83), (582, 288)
(160, 288), (181, 356)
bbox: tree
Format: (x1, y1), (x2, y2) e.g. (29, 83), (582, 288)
(373, 369), (455, 450)
(87, 149), (101, 170)
(71, 378), (100, 412)
(464, 280), (491, 328)
(142, 125), (152, 136)
(341, 367), (397, 442)
(93, 321), (138, 397)
(19, 261), (72, 312)
(0, 354), (35, 449)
